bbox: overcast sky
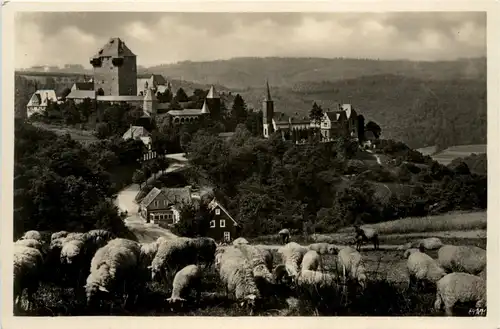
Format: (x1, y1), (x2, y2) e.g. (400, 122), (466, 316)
(15, 12), (486, 69)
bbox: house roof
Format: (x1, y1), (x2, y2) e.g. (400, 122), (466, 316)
(208, 198), (238, 225)
(162, 187), (192, 205)
(341, 104), (356, 119)
(140, 187), (162, 207)
(200, 100), (210, 114)
(72, 82), (94, 91)
(290, 115), (310, 124)
(206, 85), (218, 99)
(96, 95), (144, 102)
(325, 111), (346, 122)
(168, 109), (206, 116)
(122, 126), (150, 140)
(273, 112), (290, 124)
(66, 90), (96, 100)
(27, 89), (58, 107)
(92, 37), (135, 58)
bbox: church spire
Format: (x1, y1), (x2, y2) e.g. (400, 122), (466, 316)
(265, 80), (272, 101)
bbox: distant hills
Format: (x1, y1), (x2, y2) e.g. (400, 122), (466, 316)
(146, 56), (486, 89)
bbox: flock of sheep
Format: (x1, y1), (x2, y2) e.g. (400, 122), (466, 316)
(13, 226), (487, 316)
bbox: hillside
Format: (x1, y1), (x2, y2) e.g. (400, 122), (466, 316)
(147, 57), (486, 89)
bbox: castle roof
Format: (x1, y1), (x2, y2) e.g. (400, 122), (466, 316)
(167, 109), (206, 116)
(273, 112), (290, 124)
(72, 82), (94, 91)
(206, 85), (218, 99)
(200, 100), (210, 114)
(93, 37), (136, 58)
(27, 89), (58, 107)
(122, 126), (150, 140)
(325, 111), (346, 122)
(66, 90), (96, 100)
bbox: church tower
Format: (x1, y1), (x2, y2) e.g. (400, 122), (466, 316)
(262, 80), (274, 138)
(90, 37), (137, 96)
(205, 85), (221, 119)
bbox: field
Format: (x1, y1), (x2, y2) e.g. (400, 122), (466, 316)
(417, 144), (487, 166)
(15, 211), (487, 317)
(30, 122), (98, 145)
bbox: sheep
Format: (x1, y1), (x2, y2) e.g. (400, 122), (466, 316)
(308, 243), (338, 255)
(254, 245), (274, 271)
(276, 242), (309, 283)
(139, 241), (159, 268)
(232, 237), (249, 245)
(236, 244), (276, 290)
(167, 265), (202, 310)
(51, 230), (69, 242)
(191, 237), (217, 269)
(14, 245), (44, 311)
(403, 248), (421, 259)
(217, 246), (261, 314)
(438, 245), (486, 275)
(296, 269), (338, 290)
(15, 238), (43, 252)
(60, 239), (85, 265)
(337, 247), (367, 289)
(20, 230), (42, 241)
(278, 228), (291, 245)
(406, 248), (446, 291)
(434, 272), (486, 316)
(353, 225), (379, 251)
(149, 237), (196, 284)
(301, 250), (323, 272)
(85, 238), (144, 308)
(415, 237), (443, 250)
(84, 229), (115, 249)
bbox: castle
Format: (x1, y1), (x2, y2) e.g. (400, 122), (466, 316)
(262, 81), (360, 142)
(26, 37), (221, 121)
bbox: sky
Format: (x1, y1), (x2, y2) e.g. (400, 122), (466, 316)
(15, 12), (486, 69)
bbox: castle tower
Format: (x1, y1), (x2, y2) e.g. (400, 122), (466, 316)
(90, 37), (137, 96)
(205, 85), (221, 119)
(262, 80), (274, 138)
(143, 87), (158, 117)
(200, 99), (210, 114)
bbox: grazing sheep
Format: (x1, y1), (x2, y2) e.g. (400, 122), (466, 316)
(277, 242), (309, 283)
(415, 237), (443, 250)
(139, 241), (159, 268)
(217, 246), (261, 314)
(438, 245), (486, 275)
(15, 239), (44, 252)
(254, 245), (274, 271)
(403, 248), (422, 259)
(397, 242), (413, 251)
(167, 265), (202, 309)
(150, 237), (196, 284)
(14, 245), (44, 311)
(337, 247), (367, 289)
(353, 225), (379, 251)
(434, 272), (486, 316)
(60, 239), (85, 265)
(278, 228), (291, 245)
(191, 237), (217, 269)
(232, 237), (249, 245)
(236, 244), (275, 287)
(308, 243), (338, 255)
(478, 268), (486, 281)
(51, 231), (69, 242)
(85, 238), (144, 308)
(20, 230), (43, 242)
(301, 250), (323, 272)
(296, 269), (338, 290)
(407, 248), (446, 290)
(84, 229), (115, 249)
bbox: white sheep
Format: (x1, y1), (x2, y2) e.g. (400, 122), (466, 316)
(236, 244), (275, 286)
(139, 241), (159, 268)
(415, 237), (443, 250)
(301, 250), (323, 272)
(254, 245), (274, 271)
(60, 239), (85, 265)
(84, 229), (115, 248)
(167, 264), (202, 309)
(51, 230), (69, 242)
(296, 269), (338, 290)
(353, 225), (379, 251)
(434, 272), (486, 316)
(278, 228), (291, 244)
(407, 249), (446, 290)
(403, 248), (422, 259)
(217, 246), (261, 314)
(14, 245), (44, 311)
(15, 238), (43, 252)
(20, 230), (43, 241)
(277, 242), (309, 279)
(149, 237), (196, 284)
(308, 242), (338, 255)
(438, 245), (486, 275)
(337, 247), (367, 289)
(191, 237), (217, 268)
(232, 237), (249, 245)
(85, 238), (144, 308)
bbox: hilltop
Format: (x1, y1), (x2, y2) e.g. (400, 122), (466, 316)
(147, 56), (486, 89)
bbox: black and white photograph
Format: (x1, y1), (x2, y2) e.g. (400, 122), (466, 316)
(2, 3), (498, 323)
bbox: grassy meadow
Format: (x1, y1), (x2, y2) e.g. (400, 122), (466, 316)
(418, 144), (487, 166)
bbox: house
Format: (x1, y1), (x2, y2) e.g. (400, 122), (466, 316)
(207, 199), (240, 242)
(139, 186), (192, 225)
(122, 125), (152, 150)
(26, 89), (60, 118)
(362, 130), (377, 149)
(320, 110), (349, 140)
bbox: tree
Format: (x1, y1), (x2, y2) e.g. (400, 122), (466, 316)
(132, 169), (146, 189)
(365, 121), (382, 138)
(174, 88), (189, 103)
(61, 87), (72, 99)
(309, 102), (324, 126)
(168, 99), (182, 112)
(95, 122), (112, 139)
(230, 94), (248, 125)
(357, 114), (365, 141)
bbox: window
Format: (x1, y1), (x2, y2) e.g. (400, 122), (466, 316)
(164, 200), (167, 206)
(215, 209), (220, 215)
(220, 220), (226, 228)
(210, 220), (216, 228)
(153, 200), (158, 207)
(224, 231), (230, 241)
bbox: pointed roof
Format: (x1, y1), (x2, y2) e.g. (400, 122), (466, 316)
(93, 37), (135, 58)
(265, 80), (272, 101)
(208, 198), (238, 225)
(200, 100), (210, 114)
(144, 88), (157, 101)
(140, 187), (162, 207)
(206, 85), (218, 99)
